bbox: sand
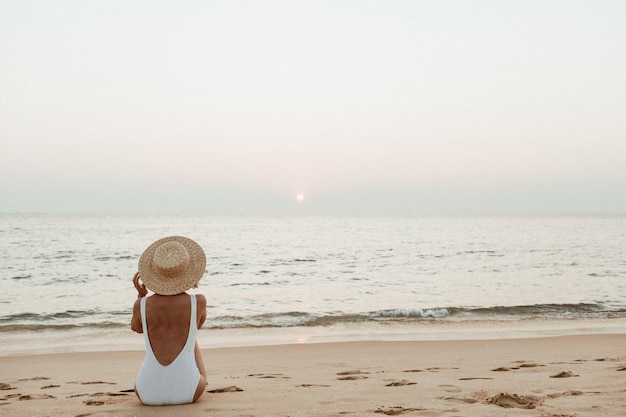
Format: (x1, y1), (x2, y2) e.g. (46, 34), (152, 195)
(1, 334), (625, 416)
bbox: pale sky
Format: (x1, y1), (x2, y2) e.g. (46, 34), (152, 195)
(1, 1), (625, 214)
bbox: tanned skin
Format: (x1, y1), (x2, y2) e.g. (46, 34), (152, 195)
(131, 273), (207, 403)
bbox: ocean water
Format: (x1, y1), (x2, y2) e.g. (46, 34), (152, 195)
(1, 213), (625, 354)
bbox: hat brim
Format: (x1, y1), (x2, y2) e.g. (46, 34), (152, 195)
(138, 236), (206, 295)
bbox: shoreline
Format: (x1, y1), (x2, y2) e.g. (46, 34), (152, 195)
(1, 334), (625, 416)
(2, 317), (624, 356)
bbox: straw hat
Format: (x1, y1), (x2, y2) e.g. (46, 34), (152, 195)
(138, 236), (206, 295)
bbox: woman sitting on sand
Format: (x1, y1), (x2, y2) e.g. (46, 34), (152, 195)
(130, 236), (208, 405)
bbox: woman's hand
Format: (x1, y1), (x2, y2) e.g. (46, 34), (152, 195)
(133, 272), (148, 298)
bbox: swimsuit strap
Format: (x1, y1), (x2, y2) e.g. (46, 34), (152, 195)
(140, 296), (148, 334)
(185, 294), (197, 349)
(139, 296), (154, 356)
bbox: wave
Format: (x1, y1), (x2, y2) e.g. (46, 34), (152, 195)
(447, 303), (617, 319)
(11, 274), (33, 280)
(0, 310), (101, 323)
(2, 303), (625, 332)
(0, 321), (126, 332)
(0, 309), (129, 332)
(206, 303), (626, 329)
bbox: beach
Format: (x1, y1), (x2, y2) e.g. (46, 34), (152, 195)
(1, 334), (625, 416)
(2, 214), (625, 415)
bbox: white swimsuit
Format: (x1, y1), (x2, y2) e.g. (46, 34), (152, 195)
(135, 294), (200, 405)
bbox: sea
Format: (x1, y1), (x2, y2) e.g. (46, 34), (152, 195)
(1, 213), (625, 355)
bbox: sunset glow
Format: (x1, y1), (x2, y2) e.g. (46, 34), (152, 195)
(1, 2), (624, 214)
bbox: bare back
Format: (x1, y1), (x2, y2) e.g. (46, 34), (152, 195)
(131, 293), (207, 366)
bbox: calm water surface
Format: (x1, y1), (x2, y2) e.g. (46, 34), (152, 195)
(1, 213), (625, 353)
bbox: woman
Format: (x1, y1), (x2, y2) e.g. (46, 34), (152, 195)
(130, 236), (208, 405)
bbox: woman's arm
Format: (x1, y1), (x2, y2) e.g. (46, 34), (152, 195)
(130, 298), (143, 333)
(130, 273), (146, 333)
(196, 294), (207, 329)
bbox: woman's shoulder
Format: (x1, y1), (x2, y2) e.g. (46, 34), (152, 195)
(194, 293), (207, 306)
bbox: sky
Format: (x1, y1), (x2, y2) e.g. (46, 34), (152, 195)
(1, 1), (625, 214)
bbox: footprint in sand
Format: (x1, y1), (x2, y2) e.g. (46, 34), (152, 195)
(549, 371), (579, 378)
(82, 391), (131, 406)
(79, 381), (117, 385)
(247, 373), (290, 379)
(338, 375), (368, 381)
(337, 370), (369, 381)
(518, 363), (542, 368)
(67, 394), (90, 398)
(487, 392), (540, 409)
(17, 377), (50, 382)
(69, 390), (131, 399)
(18, 394), (56, 400)
(551, 360), (581, 365)
(296, 384), (331, 388)
(442, 396), (478, 404)
(0, 383), (15, 391)
(337, 370), (369, 376)
(207, 386), (244, 393)
(546, 390), (583, 399)
(374, 406), (423, 415)
(385, 380), (417, 387)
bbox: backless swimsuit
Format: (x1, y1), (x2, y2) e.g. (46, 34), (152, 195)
(135, 294), (200, 405)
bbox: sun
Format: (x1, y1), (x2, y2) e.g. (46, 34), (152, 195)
(296, 194), (305, 202)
